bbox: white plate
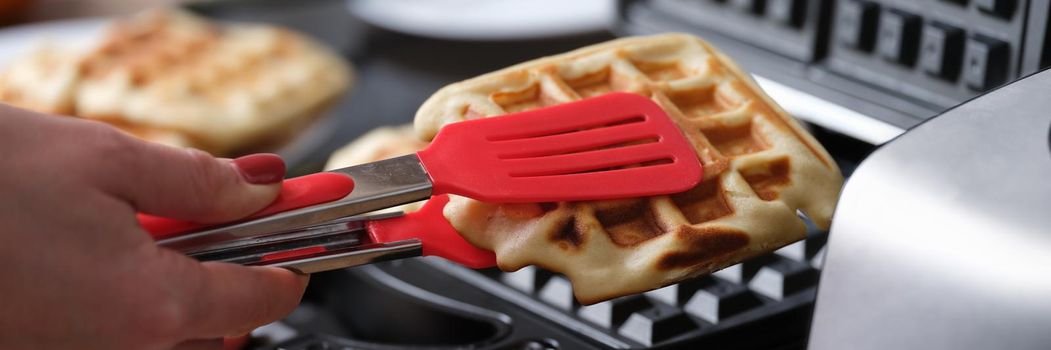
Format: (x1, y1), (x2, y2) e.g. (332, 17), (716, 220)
(347, 0), (616, 41)
(0, 17), (337, 165)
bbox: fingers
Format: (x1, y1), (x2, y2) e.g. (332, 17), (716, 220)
(93, 132), (286, 223)
(172, 261), (308, 339)
(139, 249), (306, 347)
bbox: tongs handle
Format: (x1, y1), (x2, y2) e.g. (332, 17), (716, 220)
(171, 195), (496, 273)
(139, 172), (356, 239)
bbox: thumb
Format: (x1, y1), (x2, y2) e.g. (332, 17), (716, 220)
(151, 249), (308, 341)
(98, 136), (286, 223)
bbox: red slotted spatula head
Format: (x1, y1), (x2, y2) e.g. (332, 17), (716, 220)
(416, 92), (702, 203)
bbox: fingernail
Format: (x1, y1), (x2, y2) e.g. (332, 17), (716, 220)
(233, 153), (285, 184)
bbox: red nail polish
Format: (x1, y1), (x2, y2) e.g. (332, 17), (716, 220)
(233, 153), (286, 184)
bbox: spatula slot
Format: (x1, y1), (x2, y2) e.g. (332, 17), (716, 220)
(505, 141), (680, 177)
(541, 157), (676, 177)
(508, 159), (678, 178)
(496, 134), (661, 160)
(486, 115), (646, 142)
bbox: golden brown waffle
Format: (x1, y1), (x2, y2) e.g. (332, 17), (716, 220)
(415, 33), (843, 304)
(325, 124), (430, 212)
(0, 9), (352, 155)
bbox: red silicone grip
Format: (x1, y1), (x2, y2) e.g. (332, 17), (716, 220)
(139, 172), (355, 240)
(367, 195), (496, 269)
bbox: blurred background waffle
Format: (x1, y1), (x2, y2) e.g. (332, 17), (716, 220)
(0, 4), (351, 163)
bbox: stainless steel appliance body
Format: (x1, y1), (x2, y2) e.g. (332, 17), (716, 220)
(810, 69), (1051, 350)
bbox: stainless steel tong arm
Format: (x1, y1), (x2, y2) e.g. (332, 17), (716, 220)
(179, 212), (422, 274)
(157, 155), (433, 252)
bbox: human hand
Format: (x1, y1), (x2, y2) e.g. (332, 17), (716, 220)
(0, 104), (308, 349)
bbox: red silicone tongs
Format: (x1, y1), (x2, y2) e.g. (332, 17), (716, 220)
(173, 195), (496, 273)
(140, 92), (701, 254)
